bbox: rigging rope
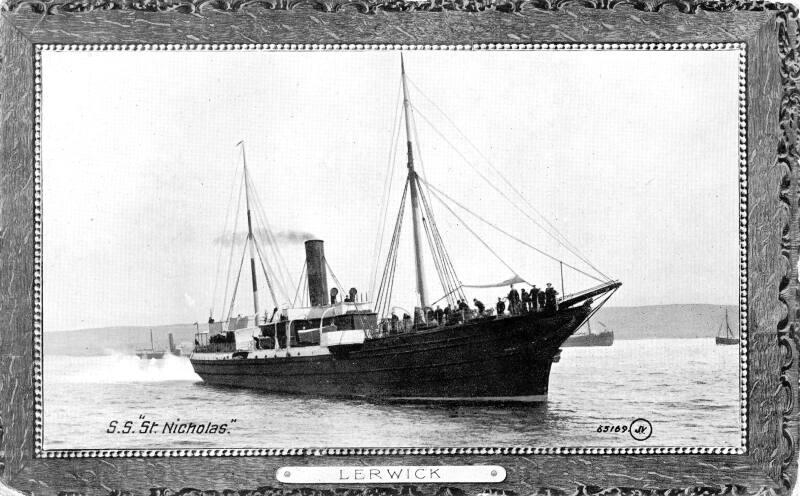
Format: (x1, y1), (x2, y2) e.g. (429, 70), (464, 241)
(406, 76), (607, 278)
(421, 177), (606, 284)
(325, 258), (346, 299)
(220, 175), (246, 323)
(291, 261), (307, 308)
(210, 164), (243, 319)
(248, 174), (294, 299)
(407, 95), (611, 282)
(405, 100), (465, 307)
(369, 82), (404, 300)
(415, 174), (466, 306)
(225, 239), (251, 323)
(252, 226), (292, 304)
(375, 181), (409, 318)
(251, 235), (281, 307)
(423, 182), (520, 281)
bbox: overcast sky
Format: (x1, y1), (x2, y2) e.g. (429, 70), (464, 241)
(41, 48), (741, 331)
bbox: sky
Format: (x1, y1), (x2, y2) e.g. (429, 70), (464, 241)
(41, 48), (742, 331)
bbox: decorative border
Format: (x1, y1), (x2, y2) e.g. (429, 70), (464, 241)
(33, 42), (750, 459)
(1, 0), (798, 16)
(775, 9), (799, 492)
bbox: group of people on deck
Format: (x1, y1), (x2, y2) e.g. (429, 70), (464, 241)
(415, 283), (560, 328)
(499, 283), (559, 316)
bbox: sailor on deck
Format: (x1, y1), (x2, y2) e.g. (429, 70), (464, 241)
(508, 285), (520, 314)
(473, 298), (485, 315)
(496, 297), (506, 316)
(544, 283), (559, 313)
(530, 285), (540, 312)
(435, 306), (444, 325)
(537, 289), (546, 311)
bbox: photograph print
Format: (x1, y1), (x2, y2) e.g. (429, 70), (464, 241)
(40, 46), (744, 452)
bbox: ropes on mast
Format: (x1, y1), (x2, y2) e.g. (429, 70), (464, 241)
(251, 235), (280, 308)
(213, 141), (302, 321)
(225, 239), (251, 323)
(375, 180), (409, 318)
(414, 172), (465, 307)
(291, 261), (307, 308)
(210, 164), (244, 320)
(406, 78), (611, 282)
(420, 177), (606, 284)
(246, 171), (295, 302)
(220, 175), (246, 323)
(369, 81), (404, 301)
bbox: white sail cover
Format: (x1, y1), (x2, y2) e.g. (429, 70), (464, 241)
(462, 274), (528, 289)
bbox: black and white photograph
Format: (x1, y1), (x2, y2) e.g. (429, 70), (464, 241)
(40, 46), (744, 452)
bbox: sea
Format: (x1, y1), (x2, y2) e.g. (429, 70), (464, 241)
(43, 338), (741, 450)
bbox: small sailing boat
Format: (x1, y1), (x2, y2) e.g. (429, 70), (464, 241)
(715, 309), (737, 345)
(189, 55), (622, 403)
(562, 320), (614, 347)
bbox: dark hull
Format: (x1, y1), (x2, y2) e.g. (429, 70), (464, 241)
(716, 336), (738, 345)
(190, 305), (590, 402)
(562, 331), (614, 347)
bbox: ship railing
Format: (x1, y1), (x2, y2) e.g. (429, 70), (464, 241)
(370, 318), (416, 339)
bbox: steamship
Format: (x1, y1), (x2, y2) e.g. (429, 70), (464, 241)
(562, 320), (614, 347)
(189, 56), (622, 403)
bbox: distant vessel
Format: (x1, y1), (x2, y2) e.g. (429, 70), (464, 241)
(135, 330), (181, 359)
(189, 56), (621, 403)
(715, 309), (737, 346)
(562, 320), (614, 347)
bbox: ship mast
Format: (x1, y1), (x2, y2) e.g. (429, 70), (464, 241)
(400, 54), (429, 309)
(238, 140), (261, 318)
(725, 308), (733, 338)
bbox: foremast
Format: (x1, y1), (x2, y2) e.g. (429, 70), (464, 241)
(401, 54), (429, 310)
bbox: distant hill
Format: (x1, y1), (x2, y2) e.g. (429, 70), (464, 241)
(590, 304), (738, 340)
(44, 303), (739, 356)
(44, 322), (204, 357)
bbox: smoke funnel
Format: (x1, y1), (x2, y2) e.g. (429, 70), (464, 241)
(305, 240), (329, 307)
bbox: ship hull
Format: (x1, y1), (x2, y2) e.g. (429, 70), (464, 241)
(715, 336), (738, 345)
(190, 305), (590, 403)
(562, 331), (614, 347)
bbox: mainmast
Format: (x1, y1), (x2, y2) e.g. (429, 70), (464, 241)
(238, 141), (261, 318)
(400, 54), (429, 309)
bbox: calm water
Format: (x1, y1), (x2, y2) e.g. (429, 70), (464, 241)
(43, 338), (741, 450)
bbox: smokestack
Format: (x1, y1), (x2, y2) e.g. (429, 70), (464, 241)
(305, 240), (329, 307)
(168, 333), (175, 353)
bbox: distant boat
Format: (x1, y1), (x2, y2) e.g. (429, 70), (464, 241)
(715, 309), (737, 346)
(562, 320), (614, 347)
(135, 330), (181, 359)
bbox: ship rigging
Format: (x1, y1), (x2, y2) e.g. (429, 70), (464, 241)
(190, 55), (622, 403)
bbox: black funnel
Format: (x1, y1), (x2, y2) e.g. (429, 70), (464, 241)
(304, 240), (329, 307)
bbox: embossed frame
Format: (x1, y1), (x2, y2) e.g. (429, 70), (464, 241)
(0, 1), (798, 495)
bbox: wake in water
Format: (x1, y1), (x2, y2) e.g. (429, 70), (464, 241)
(45, 353), (201, 384)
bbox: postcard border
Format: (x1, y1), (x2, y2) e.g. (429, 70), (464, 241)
(33, 41), (749, 458)
(0, 3), (796, 494)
